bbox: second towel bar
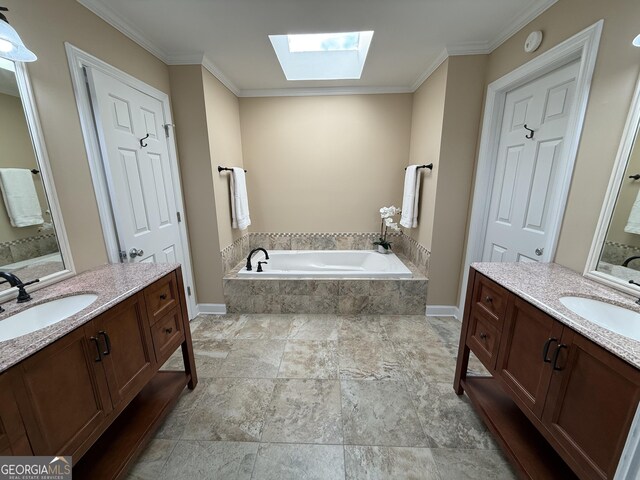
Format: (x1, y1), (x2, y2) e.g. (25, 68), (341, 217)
(404, 163), (433, 171)
(218, 166), (247, 173)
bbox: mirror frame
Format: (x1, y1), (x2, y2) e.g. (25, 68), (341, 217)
(585, 71), (640, 295)
(0, 61), (76, 301)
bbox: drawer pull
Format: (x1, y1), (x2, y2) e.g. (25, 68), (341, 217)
(164, 327), (173, 334)
(160, 293), (167, 300)
(479, 332), (488, 340)
(90, 337), (102, 362)
(485, 295), (493, 303)
(552, 344), (568, 371)
(98, 331), (111, 355)
(542, 337), (558, 363)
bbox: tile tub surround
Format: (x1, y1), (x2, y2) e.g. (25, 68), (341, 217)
(601, 241), (640, 271)
(472, 261), (640, 369)
(220, 232), (431, 277)
(137, 313), (516, 479)
(0, 262), (180, 373)
(223, 254), (428, 314)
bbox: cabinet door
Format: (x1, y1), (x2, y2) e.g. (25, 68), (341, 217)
(17, 326), (112, 456)
(93, 292), (156, 409)
(496, 296), (564, 418)
(0, 371), (32, 455)
(542, 330), (640, 480)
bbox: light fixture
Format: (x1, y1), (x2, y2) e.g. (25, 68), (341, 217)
(0, 6), (36, 62)
(634, 34), (640, 47)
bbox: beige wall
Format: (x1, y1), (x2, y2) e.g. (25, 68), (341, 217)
(202, 69), (246, 250)
(429, 56), (488, 305)
(406, 61), (448, 250)
(484, 0), (640, 276)
(406, 56), (487, 305)
(0, 92), (49, 243)
(169, 65), (225, 304)
(6, 0), (171, 272)
(239, 94), (413, 233)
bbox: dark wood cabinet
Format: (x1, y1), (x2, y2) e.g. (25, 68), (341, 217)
(16, 326), (112, 458)
(0, 372), (33, 455)
(497, 296), (564, 417)
(542, 330), (640, 480)
(456, 267), (640, 480)
(0, 267), (197, 480)
(92, 293), (156, 409)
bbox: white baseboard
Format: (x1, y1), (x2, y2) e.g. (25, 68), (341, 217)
(426, 305), (460, 319)
(196, 303), (227, 315)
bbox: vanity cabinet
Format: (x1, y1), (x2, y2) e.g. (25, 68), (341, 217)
(455, 268), (640, 480)
(0, 267), (196, 479)
(0, 371), (33, 455)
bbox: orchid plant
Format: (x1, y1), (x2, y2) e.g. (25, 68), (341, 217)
(374, 206), (401, 250)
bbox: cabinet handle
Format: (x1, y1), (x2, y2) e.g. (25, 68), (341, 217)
(98, 331), (111, 356)
(485, 296), (493, 303)
(542, 337), (558, 363)
(164, 327), (173, 334)
(552, 344), (568, 371)
(479, 332), (487, 340)
(90, 337), (102, 362)
(160, 293), (167, 300)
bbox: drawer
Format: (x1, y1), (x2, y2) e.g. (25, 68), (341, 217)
(145, 273), (179, 325)
(151, 307), (185, 365)
(473, 273), (508, 325)
(467, 310), (501, 370)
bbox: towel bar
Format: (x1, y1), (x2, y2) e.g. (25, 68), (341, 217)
(218, 166), (247, 173)
(404, 164), (433, 171)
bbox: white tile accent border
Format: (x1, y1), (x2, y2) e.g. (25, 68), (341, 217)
(197, 303), (227, 315)
(426, 305), (460, 320)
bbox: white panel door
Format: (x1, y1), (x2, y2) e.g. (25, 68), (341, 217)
(87, 68), (184, 268)
(482, 60), (580, 263)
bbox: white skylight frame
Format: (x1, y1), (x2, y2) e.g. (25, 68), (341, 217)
(269, 31), (374, 81)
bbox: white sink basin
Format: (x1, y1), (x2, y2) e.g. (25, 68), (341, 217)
(559, 296), (640, 341)
(0, 294), (99, 342)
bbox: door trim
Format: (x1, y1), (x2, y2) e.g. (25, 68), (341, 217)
(459, 20), (603, 315)
(65, 43), (197, 318)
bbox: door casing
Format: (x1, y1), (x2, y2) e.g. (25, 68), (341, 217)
(65, 43), (197, 318)
(458, 20), (603, 318)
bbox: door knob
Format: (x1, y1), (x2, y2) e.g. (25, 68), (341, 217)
(129, 248), (144, 258)
(535, 248), (544, 256)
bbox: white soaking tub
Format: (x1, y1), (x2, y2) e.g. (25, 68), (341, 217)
(238, 250), (413, 279)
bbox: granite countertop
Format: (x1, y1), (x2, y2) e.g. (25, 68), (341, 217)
(0, 262), (179, 374)
(472, 262), (640, 369)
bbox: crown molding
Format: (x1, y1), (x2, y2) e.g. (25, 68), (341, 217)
(488, 0), (558, 52)
(78, 0), (558, 97)
(238, 85), (413, 98)
(76, 0), (169, 61)
(409, 49), (449, 92)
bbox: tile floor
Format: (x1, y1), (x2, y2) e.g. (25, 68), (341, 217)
(128, 314), (517, 480)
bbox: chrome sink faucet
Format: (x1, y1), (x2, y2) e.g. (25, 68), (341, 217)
(0, 272), (40, 303)
(246, 248), (269, 271)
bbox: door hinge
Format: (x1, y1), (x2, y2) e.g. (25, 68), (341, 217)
(119, 250), (127, 262)
(187, 286), (192, 296)
(177, 211), (182, 223)
(163, 123), (175, 138)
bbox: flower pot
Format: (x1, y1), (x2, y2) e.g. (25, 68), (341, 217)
(377, 245), (391, 254)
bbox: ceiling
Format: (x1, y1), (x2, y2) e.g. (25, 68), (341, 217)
(77, 0), (557, 97)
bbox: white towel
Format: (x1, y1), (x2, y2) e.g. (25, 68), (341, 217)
(400, 165), (421, 228)
(0, 168), (43, 227)
(625, 189), (640, 234)
(230, 167), (251, 230)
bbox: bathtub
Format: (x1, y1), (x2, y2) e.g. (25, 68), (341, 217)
(238, 250), (413, 279)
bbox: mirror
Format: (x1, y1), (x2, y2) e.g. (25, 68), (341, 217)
(587, 73), (640, 294)
(0, 58), (73, 294)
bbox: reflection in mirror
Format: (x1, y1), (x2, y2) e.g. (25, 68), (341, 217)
(0, 58), (64, 291)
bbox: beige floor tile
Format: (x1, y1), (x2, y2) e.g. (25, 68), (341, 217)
(261, 379), (342, 444)
(278, 340), (339, 379)
(252, 443), (344, 480)
(345, 445), (441, 480)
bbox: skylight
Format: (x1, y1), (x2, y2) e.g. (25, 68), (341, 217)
(269, 31), (374, 81)
(287, 32), (361, 53)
